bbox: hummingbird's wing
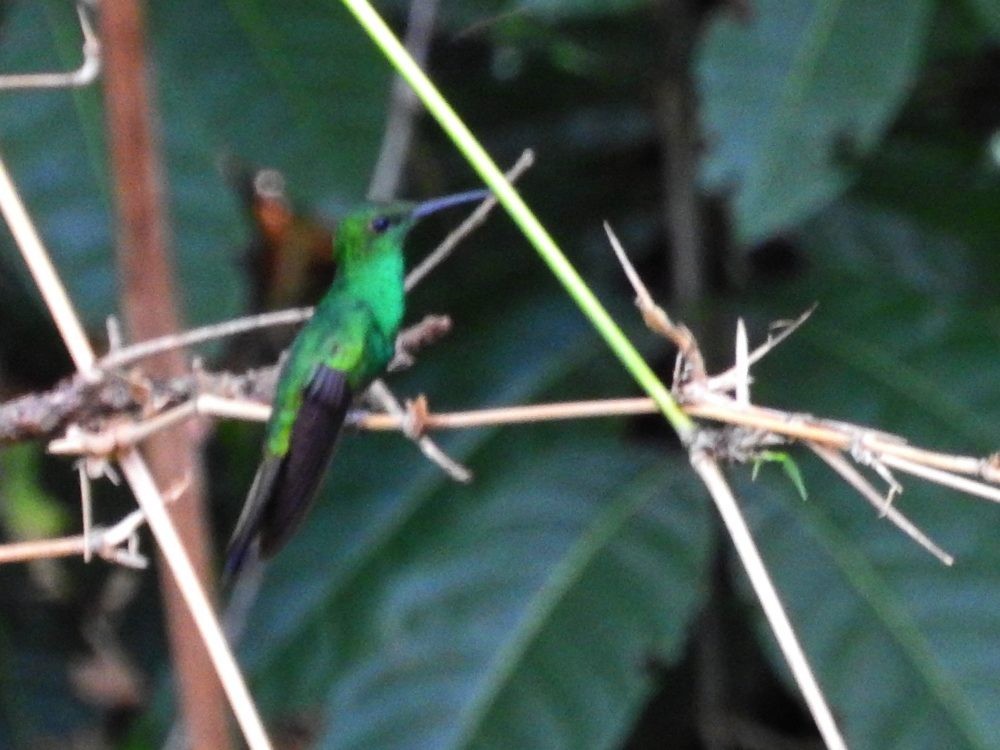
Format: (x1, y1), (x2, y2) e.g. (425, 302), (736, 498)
(224, 363), (352, 578)
(259, 363), (352, 556)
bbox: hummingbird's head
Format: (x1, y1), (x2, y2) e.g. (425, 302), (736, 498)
(333, 190), (490, 273)
(334, 201), (418, 273)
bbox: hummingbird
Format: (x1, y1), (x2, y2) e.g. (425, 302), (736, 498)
(225, 188), (489, 577)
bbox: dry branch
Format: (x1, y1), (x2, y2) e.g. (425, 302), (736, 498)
(0, 508), (147, 567)
(0, 3), (101, 91)
(0, 315), (450, 448)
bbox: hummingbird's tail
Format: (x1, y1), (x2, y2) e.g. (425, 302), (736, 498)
(223, 456), (282, 581)
(222, 532), (259, 583)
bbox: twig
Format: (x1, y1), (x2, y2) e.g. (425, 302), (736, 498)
(0, 151), (96, 374)
(686, 401), (1000, 490)
(367, 0), (441, 202)
(690, 451), (847, 750)
(603, 222), (704, 381)
(356, 396), (656, 431)
(734, 319), (750, 406)
(34, 381), (1000, 509)
(79, 461), (94, 563)
(880, 453), (1000, 504)
(366, 380), (471, 482)
(405, 149), (535, 292)
(707, 306), (815, 393)
(50, 403), (199, 457)
(196, 394), (270, 423)
(389, 314), (453, 371)
(0, 3), (101, 91)
(99, 307), (313, 370)
(809, 444), (953, 565)
(0, 507), (148, 567)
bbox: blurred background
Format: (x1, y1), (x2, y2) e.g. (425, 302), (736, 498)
(0, 0), (998, 748)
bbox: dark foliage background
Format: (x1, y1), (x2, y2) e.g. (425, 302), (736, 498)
(0, 1), (998, 748)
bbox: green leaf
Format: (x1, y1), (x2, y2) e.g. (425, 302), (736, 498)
(741, 199), (1000, 747)
(320, 447), (707, 750)
(0, 444), (69, 540)
(697, 0), (934, 244)
(965, 0), (1000, 39)
(854, 135), (1000, 291)
(752, 451), (808, 501)
(150, 0), (390, 202)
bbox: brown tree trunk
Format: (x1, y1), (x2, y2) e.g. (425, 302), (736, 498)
(100, 1), (230, 747)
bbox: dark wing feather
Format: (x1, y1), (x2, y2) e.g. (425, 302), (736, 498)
(224, 364), (352, 578)
(258, 364), (352, 558)
(223, 455), (283, 579)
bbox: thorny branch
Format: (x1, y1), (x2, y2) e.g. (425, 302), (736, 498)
(1, 314), (452, 448)
(5, 246), (998, 562)
(0, 507), (148, 568)
(2, 145), (996, 572)
(6, 271), (998, 557)
(601, 225), (998, 566)
(602, 222), (850, 748)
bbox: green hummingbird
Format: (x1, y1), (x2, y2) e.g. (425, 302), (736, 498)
(225, 189), (488, 576)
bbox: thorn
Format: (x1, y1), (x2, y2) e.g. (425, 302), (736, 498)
(735, 318), (750, 405)
(106, 315), (124, 353)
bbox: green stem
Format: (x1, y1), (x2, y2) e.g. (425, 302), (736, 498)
(339, 0), (694, 441)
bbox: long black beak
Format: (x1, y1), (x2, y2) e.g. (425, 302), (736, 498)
(413, 189), (490, 219)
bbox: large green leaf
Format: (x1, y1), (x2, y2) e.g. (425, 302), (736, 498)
(696, 0), (933, 244)
(737, 199), (1000, 747)
(319, 449), (706, 750)
(0, 4), (112, 327)
(0, 562), (93, 745)
(151, 0), (389, 204)
(855, 136), (1000, 292)
(965, 0), (1000, 39)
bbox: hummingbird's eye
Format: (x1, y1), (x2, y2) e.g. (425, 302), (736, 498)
(369, 215), (393, 234)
